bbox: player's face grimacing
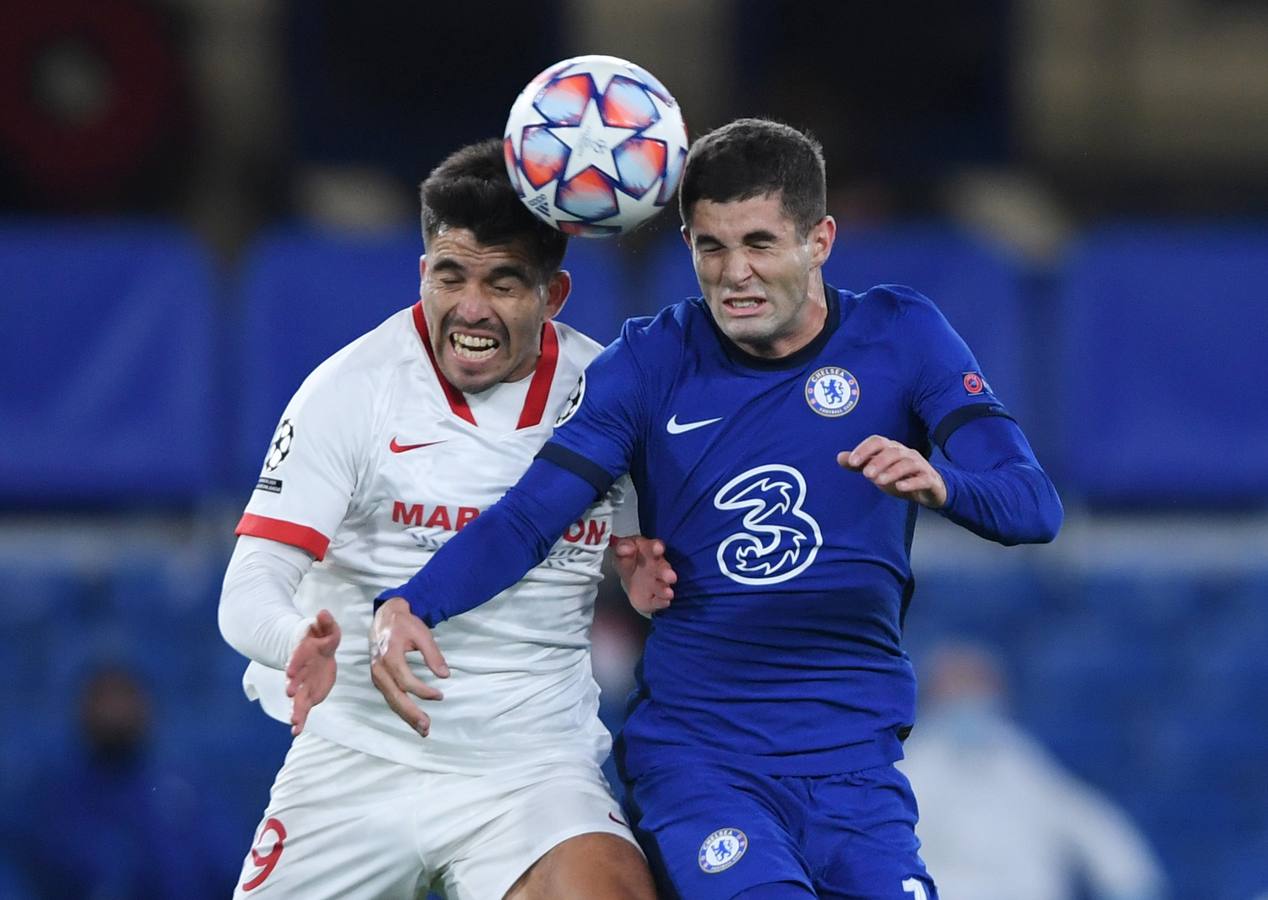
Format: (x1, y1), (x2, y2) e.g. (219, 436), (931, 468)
(420, 228), (570, 393)
(685, 192), (835, 358)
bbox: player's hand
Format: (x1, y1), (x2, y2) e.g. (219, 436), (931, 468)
(839, 435), (947, 508)
(611, 535), (677, 616)
(285, 609), (341, 737)
(369, 597), (449, 738)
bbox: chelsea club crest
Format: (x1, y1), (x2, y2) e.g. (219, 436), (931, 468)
(698, 827), (748, 873)
(804, 366), (859, 417)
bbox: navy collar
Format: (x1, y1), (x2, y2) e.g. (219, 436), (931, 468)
(703, 278), (846, 371)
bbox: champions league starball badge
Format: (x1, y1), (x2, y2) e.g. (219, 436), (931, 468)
(804, 366), (859, 417)
(264, 419), (294, 470)
(555, 373), (585, 426)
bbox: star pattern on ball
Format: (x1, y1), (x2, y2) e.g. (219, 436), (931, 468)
(552, 99), (640, 183)
(639, 92), (683, 147)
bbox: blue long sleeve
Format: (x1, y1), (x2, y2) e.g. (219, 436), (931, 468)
(933, 415), (1063, 545)
(375, 456), (601, 626)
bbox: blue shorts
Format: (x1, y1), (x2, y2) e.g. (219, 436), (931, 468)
(623, 760), (937, 900)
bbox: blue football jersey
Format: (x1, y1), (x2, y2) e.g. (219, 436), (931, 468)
(540, 284), (1007, 777)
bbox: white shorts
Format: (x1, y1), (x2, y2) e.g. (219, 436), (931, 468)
(233, 732), (639, 900)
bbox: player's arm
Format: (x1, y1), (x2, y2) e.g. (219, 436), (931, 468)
(840, 416), (1062, 545)
(371, 454), (609, 734)
(225, 358), (375, 733)
(376, 456), (605, 625)
(933, 412), (1062, 544)
(218, 536), (340, 735)
(840, 288), (1061, 545)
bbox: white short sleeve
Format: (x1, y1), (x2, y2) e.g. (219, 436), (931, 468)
(236, 346), (374, 559)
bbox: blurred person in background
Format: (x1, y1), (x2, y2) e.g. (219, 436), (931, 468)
(900, 642), (1166, 900)
(219, 139), (670, 899)
(17, 665), (237, 900)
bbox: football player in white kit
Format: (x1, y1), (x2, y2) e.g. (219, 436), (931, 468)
(218, 140), (667, 900)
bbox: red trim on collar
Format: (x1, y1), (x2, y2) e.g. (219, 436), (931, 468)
(412, 302), (560, 430)
(517, 321), (558, 430)
(413, 302), (476, 425)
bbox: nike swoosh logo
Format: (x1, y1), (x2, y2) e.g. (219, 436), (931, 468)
(389, 437), (446, 453)
(608, 812), (629, 828)
(666, 414), (723, 435)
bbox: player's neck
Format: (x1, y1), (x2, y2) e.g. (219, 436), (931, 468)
(734, 272), (829, 360)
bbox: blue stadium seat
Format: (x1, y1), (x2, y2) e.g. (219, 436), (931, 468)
(0, 562), (105, 700)
(234, 226), (424, 488)
(98, 557), (224, 700)
(645, 231), (700, 311)
(0, 221), (219, 504)
(1056, 224), (1268, 506)
(552, 239), (635, 345)
(822, 225), (1033, 428)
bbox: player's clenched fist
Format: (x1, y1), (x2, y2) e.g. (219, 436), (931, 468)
(369, 598), (450, 737)
(611, 535), (677, 616)
(839, 435), (947, 509)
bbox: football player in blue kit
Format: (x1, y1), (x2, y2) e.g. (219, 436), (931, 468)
(369, 118), (1063, 899)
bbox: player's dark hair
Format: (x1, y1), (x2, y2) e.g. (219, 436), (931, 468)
(679, 118), (826, 237)
(419, 139), (567, 281)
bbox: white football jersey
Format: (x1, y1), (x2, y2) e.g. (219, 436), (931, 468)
(236, 302), (635, 774)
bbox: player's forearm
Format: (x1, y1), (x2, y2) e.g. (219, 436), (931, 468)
(218, 536), (315, 669)
(935, 415), (1063, 545)
(935, 463), (1063, 545)
(376, 456), (599, 626)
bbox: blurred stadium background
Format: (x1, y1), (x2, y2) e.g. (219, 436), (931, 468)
(1, 1), (1266, 897)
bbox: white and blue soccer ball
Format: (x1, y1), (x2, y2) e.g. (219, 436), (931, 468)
(503, 54), (688, 237)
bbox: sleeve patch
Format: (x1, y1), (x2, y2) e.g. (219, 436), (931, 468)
(962, 372), (988, 395)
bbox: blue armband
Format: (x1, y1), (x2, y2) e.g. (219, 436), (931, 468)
(934, 415), (1063, 545)
(374, 456), (601, 626)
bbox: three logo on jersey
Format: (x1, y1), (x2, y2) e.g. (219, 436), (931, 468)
(659, 368), (858, 587)
(714, 465), (822, 585)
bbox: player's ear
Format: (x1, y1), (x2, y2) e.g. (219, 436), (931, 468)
(418, 255), (427, 290)
(680, 224), (692, 250)
(544, 269), (571, 320)
(808, 215), (836, 269)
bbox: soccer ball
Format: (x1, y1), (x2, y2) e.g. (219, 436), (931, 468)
(503, 55), (688, 237)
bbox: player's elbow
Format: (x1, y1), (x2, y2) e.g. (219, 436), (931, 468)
(1038, 489), (1064, 543)
(1022, 471), (1064, 544)
(217, 582), (250, 658)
